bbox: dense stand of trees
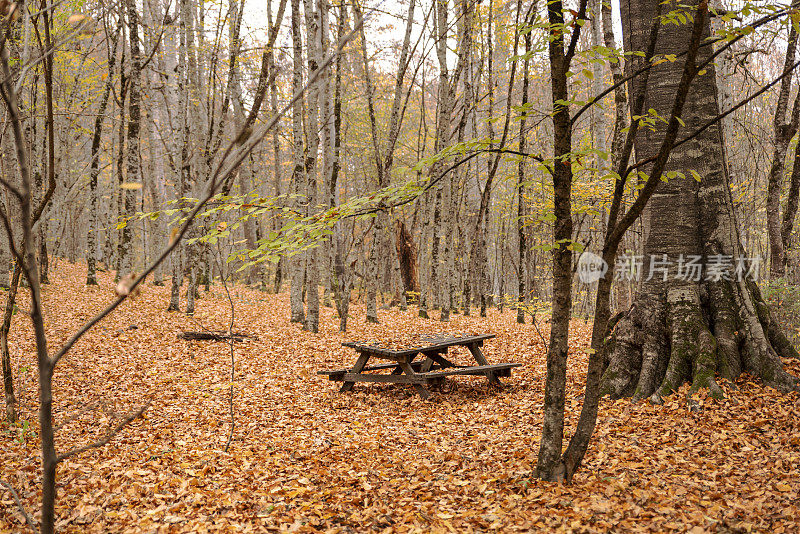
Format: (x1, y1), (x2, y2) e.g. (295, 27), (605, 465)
(3, 0), (800, 526)
(1, 0), (799, 328)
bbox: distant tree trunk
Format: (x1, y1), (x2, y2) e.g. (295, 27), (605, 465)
(329, 3), (351, 332)
(352, 0), (382, 323)
(427, 0), (453, 318)
(395, 220), (419, 297)
(38, 6), (56, 286)
(170, 0), (191, 312)
(114, 39), (128, 280)
(266, 0), (283, 292)
(766, 3), (800, 279)
(1, 266), (20, 423)
(289, 0), (306, 324)
(87, 19), (122, 286)
(121, 0), (143, 279)
(781, 131), (800, 274)
(0, 221), (8, 289)
(304, 0), (321, 332)
(478, 0), (495, 318)
(516, 21), (531, 325)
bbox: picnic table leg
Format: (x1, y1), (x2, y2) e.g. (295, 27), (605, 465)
(425, 351), (456, 370)
(340, 351), (371, 392)
(392, 353), (416, 375)
(467, 343), (503, 388)
(398, 359), (431, 400)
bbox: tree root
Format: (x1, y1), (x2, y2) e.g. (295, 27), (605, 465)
(600, 276), (800, 401)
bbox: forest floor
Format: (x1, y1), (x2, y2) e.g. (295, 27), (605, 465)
(1, 261), (799, 533)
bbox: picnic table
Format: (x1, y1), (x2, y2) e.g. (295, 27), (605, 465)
(318, 332), (521, 399)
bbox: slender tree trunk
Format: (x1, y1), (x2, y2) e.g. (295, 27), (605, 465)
(120, 0), (143, 278)
(535, 0), (576, 482)
(555, 0), (633, 480)
(268, 0), (283, 293)
(303, 0), (321, 332)
(766, 3), (800, 279)
(1, 266), (20, 423)
(169, 0), (192, 312)
(329, 2), (351, 331)
(88, 20), (122, 286)
(516, 23), (531, 325)
(289, 0), (307, 324)
(781, 136), (800, 272)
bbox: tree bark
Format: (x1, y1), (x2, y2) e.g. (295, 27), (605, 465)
(535, 0), (576, 482)
(765, 3), (800, 279)
(289, 0), (307, 324)
(121, 0), (143, 279)
(88, 19), (123, 286)
(303, 0), (321, 332)
(601, 0), (800, 404)
(516, 19), (531, 324)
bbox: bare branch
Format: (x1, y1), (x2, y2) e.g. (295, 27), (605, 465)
(0, 479), (37, 533)
(56, 401), (151, 463)
(571, 5), (793, 126)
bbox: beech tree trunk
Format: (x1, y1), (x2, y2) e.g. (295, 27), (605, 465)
(601, 0), (800, 401)
(516, 21), (531, 324)
(765, 3), (799, 279)
(87, 19), (122, 286)
(121, 0), (143, 279)
(289, 0), (307, 324)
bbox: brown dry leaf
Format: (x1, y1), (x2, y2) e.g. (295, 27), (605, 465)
(1, 262), (799, 533)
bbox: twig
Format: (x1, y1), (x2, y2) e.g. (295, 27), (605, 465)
(0, 478), (37, 533)
(56, 401), (151, 462)
(531, 315), (549, 349)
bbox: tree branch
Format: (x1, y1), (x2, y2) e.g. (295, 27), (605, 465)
(0, 479), (36, 533)
(56, 401), (151, 462)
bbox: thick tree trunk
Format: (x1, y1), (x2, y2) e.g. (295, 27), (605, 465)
(601, 0), (800, 401)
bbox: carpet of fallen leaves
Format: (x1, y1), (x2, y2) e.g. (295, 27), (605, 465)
(1, 261), (799, 533)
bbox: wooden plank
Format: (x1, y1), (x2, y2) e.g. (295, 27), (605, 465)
(398, 360), (431, 400)
(326, 373), (431, 384)
(422, 363), (521, 379)
(420, 357), (435, 373)
(342, 333), (495, 359)
(317, 361), (426, 375)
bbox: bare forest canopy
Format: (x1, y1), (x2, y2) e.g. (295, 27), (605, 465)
(2, 0), (800, 531)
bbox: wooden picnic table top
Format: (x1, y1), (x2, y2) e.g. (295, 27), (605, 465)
(341, 332), (495, 358)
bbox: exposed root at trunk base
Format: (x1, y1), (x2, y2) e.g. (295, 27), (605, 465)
(600, 277), (800, 401)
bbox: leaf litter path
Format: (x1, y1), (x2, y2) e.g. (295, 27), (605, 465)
(1, 262), (799, 533)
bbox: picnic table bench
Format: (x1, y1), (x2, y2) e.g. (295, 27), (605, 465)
(318, 333), (521, 399)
